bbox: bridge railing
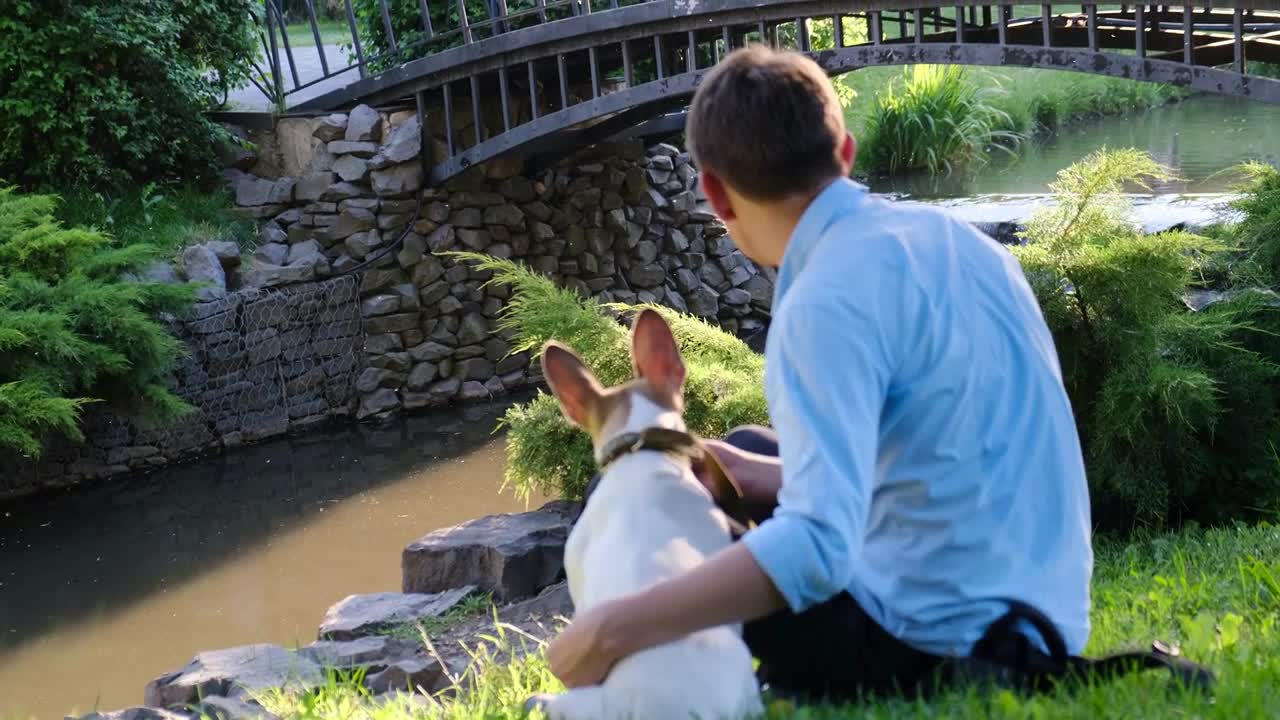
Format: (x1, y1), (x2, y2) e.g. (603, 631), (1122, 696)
(245, 0), (661, 109)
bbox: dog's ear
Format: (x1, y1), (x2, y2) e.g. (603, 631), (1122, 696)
(631, 308), (686, 399)
(541, 341), (604, 430)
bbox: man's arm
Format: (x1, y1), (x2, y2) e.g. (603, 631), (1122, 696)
(548, 292), (893, 687)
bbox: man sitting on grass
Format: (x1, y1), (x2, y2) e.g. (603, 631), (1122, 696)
(546, 45), (1095, 703)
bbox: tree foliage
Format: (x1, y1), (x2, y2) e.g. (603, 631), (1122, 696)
(0, 0), (257, 190)
(0, 187), (197, 456)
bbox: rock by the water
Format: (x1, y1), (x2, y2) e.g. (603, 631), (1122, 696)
(143, 643), (322, 708)
(319, 586), (477, 641)
(197, 696), (279, 720)
(364, 657), (450, 695)
(401, 501), (575, 601)
(297, 636), (417, 669)
(71, 708), (192, 720)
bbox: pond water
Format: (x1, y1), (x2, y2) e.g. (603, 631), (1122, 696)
(0, 393), (547, 720)
(866, 94), (1280, 198)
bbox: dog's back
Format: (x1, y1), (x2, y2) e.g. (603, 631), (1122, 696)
(549, 452), (761, 720)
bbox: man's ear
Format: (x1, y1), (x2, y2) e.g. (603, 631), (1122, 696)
(630, 308), (686, 399)
(540, 341), (603, 430)
(839, 132), (857, 175)
(699, 170), (736, 223)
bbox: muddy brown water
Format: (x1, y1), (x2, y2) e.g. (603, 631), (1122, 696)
(0, 393), (548, 720)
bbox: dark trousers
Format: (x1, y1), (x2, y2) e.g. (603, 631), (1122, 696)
(721, 426), (947, 703)
(579, 425), (947, 704)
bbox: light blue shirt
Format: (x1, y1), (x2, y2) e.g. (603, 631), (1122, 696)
(741, 178), (1094, 658)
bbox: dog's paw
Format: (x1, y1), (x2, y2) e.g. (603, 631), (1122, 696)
(523, 693), (556, 717)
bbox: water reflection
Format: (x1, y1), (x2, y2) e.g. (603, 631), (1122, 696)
(867, 95), (1280, 198)
(0, 391), (544, 719)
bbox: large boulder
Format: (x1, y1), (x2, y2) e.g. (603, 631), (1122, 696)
(318, 586), (477, 641)
(297, 636), (419, 669)
(143, 644), (322, 708)
(401, 500), (577, 601)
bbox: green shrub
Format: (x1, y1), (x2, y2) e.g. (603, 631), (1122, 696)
(0, 0), (256, 190)
(0, 187), (197, 456)
(858, 65), (1022, 176)
(442, 251), (767, 502)
(1012, 149), (1280, 529)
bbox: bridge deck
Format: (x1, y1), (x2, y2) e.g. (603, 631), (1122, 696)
(239, 2), (1280, 185)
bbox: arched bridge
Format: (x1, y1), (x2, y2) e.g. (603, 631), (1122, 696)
(242, 1), (1280, 186)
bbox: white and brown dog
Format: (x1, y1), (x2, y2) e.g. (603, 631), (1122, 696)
(526, 308), (764, 720)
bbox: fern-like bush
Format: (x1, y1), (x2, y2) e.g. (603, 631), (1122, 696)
(0, 188), (197, 456)
(442, 251), (768, 501)
(1012, 149), (1280, 529)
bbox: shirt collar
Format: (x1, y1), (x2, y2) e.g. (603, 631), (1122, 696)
(772, 177), (869, 305)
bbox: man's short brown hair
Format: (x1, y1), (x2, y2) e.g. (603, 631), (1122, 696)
(686, 45), (846, 201)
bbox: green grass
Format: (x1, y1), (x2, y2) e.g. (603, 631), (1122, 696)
(284, 17), (352, 48)
(248, 522), (1280, 718)
(55, 183), (255, 260)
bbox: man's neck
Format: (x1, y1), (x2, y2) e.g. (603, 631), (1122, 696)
(739, 177), (842, 267)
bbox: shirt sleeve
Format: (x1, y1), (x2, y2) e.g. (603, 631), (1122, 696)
(741, 290), (894, 614)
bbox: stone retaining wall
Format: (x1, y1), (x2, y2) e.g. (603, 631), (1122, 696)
(0, 277), (364, 500)
(227, 104), (775, 423)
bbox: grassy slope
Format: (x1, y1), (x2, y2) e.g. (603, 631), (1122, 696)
(252, 522), (1280, 719)
(284, 17), (352, 48)
(56, 184), (254, 260)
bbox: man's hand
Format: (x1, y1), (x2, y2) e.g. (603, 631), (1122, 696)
(546, 602), (621, 688)
(694, 439), (784, 511)
(546, 543), (787, 689)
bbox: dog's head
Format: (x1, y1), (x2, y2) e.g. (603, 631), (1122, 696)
(540, 307), (687, 447)
(540, 309), (749, 526)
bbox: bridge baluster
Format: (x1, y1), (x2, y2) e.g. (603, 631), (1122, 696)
(982, 5), (991, 30)
(955, 5), (965, 43)
(871, 11), (883, 44)
(418, 0), (435, 38)
(1233, 7), (1244, 74)
(495, 0), (510, 35)
(376, 0), (399, 51)
(1087, 3), (1097, 52)
(997, 3), (1008, 45)
(721, 27), (733, 59)
(557, 54), (569, 107)
(499, 67), (511, 132)
(470, 76), (482, 146)
(915, 8), (924, 43)
(535, 0), (546, 24)
(457, 0), (473, 44)
(1135, 4), (1145, 57)
(1183, 5), (1193, 65)
(442, 82), (455, 157)
(527, 61), (539, 120)
(589, 47), (601, 97)
(622, 40), (634, 85)
(899, 10), (909, 38)
(654, 36), (665, 78)
(342, 0), (368, 78)
(689, 30), (699, 70)
(1042, 3), (1052, 46)
(304, 0), (331, 76)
